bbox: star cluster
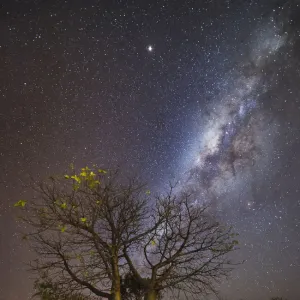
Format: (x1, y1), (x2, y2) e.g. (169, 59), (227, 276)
(1, 1), (300, 300)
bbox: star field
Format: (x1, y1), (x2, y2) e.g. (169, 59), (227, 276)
(1, 1), (300, 299)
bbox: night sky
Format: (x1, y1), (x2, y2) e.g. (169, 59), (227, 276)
(1, 0), (300, 299)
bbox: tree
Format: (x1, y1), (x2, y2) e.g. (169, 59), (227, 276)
(16, 166), (238, 300)
(121, 186), (239, 300)
(18, 167), (151, 300)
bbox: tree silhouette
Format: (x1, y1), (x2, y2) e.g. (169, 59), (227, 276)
(16, 166), (238, 300)
(122, 185), (239, 300)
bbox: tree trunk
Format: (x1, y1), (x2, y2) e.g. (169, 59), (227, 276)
(112, 291), (121, 300)
(144, 289), (157, 300)
(111, 248), (121, 300)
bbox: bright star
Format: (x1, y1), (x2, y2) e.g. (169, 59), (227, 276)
(147, 45), (153, 52)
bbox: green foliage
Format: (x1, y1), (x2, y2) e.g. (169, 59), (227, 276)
(14, 199), (26, 207)
(64, 166), (105, 192)
(16, 165), (107, 214)
(60, 202), (67, 209)
(58, 225), (66, 233)
(71, 175), (81, 183)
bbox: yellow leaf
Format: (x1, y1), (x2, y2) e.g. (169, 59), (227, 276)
(60, 202), (67, 209)
(71, 175), (81, 183)
(151, 240), (156, 246)
(145, 190), (151, 195)
(64, 175), (70, 179)
(88, 180), (100, 189)
(80, 171), (87, 177)
(58, 225), (66, 232)
(14, 200), (27, 207)
(80, 217), (87, 223)
(98, 169), (107, 174)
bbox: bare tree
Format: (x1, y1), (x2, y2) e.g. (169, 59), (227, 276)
(16, 167), (155, 300)
(16, 166), (238, 300)
(122, 186), (239, 300)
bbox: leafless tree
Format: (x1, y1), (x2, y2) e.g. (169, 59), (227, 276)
(16, 166), (238, 300)
(17, 167), (156, 300)
(122, 185), (239, 300)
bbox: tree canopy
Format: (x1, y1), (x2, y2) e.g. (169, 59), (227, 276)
(16, 166), (239, 300)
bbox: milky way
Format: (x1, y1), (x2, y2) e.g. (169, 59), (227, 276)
(180, 13), (289, 212)
(1, 1), (300, 300)
(172, 5), (300, 297)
